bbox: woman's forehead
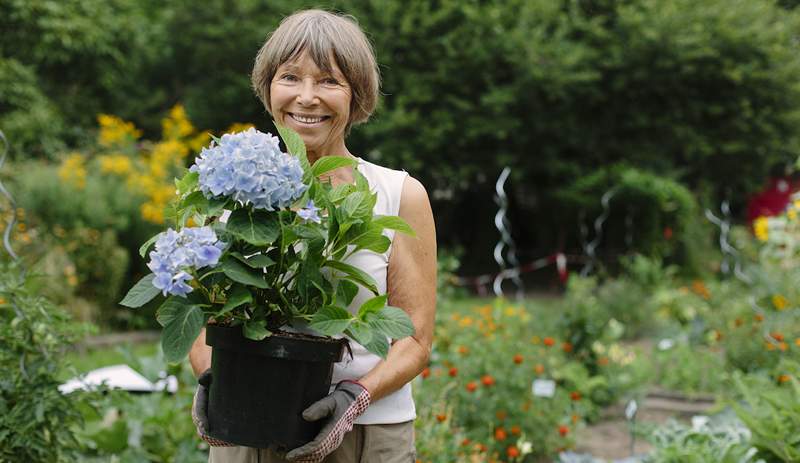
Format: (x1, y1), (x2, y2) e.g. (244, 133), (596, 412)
(280, 50), (344, 76)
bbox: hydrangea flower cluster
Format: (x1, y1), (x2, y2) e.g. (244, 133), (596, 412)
(191, 128), (307, 210)
(147, 226), (226, 296)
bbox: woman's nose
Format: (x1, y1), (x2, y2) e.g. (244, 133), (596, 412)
(296, 79), (318, 106)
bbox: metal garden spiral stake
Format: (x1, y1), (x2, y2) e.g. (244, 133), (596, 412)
(705, 200), (751, 285)
(0, 130), (20, 264)
(580, 188), (616, 277)
(492, 167), (524, 300)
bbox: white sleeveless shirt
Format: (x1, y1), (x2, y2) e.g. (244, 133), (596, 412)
(329, 157), (416, 425)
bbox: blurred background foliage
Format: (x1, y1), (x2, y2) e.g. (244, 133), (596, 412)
(3, 0), (800, 316)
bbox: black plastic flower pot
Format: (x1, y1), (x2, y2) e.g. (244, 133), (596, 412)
(204, 325), (347, 450)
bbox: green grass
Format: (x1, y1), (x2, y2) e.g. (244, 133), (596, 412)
(62, 342), (160, 380)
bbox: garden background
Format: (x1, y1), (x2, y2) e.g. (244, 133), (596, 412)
(2, 0), (800, 461)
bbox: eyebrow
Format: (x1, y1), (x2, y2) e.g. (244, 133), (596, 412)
(280, 62), (343, 79)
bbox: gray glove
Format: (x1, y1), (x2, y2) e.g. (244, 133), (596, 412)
(191, 369), (234, 447)
(285, 380), (371, 462)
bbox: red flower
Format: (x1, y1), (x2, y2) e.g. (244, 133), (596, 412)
(543, 337), (555, 347)
(570, 391), (581, 401)
(558, 425), (569, 436)
(474, 443), (487, 452)
(461, 438), (471, 447)
(663, 227), (673, 240)
(436, 414), (447, 423)
(510, 425), (521, 435)
(534, 364), (545, 374)
(421, 367), (430, 379)
(449, 367), (458, 377)
(771, 332), (785, 342)
(513, 354), (524, 364)
(466, 382), (477, 392)
(562, 342), (573, 353)
(458, 345), (469, 355)
(481, 375), (495, 386)
(507, 445), (520, 458)
(494, 427), (507, 441)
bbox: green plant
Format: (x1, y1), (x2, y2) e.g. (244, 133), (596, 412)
(644, 415), (761, 463)
(121, 126), (416, 362)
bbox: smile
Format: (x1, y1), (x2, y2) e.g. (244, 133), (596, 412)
(288, 113), (331, 125)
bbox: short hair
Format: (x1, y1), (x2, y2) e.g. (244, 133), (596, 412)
(251, 9), (380, 132)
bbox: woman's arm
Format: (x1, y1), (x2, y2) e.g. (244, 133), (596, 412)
(189, 328), (212, 377)
(358, 176), (437, 402)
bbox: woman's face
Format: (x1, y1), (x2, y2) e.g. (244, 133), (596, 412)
(270, 50), (352, 155)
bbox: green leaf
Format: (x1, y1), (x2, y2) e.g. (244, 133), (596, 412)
(336, 280), (359, 307)
(363, 334), (390, 359)
(342, 192), (375, 219)
(180, 191), (208, 211)
(230, 252), (275, 268)
(138, 235), (159, 258)
(309, 306), (354, 336)
(346, 320), (373, 345)
(162, 305), (206, 363)
(156, 296), (193, 327)
(244, 319), (271, 340)
(275, 122), (311, 175)
(120, 274), (161, 308)
(222, 257), (269, 288)
(358, 295), (387, 320)
(366, 306), (415, 339)
(329, 184), (356, 202)
(207, 198), (228, 217)
(351, 229), (391, 254)
(323, 260), (379, 294)
(220, 285), (253, 315)
(175, 171), (199, 196)
(226, 209), (280, 246)
(372, 215), (416, 237)
(311, 156), (356, 178)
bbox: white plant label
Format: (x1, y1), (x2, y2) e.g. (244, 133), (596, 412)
(532, 379), (556, 398)
(625, 399), (638, 420)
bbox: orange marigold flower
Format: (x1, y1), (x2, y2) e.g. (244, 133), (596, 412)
(510, 425), (521, 435)
(779, 342), (788, 352)
(558, 425), (569, 437)
(474, 443), (487, 452)
(562, 342), (573, 353)
(436, 414), (447, 423)
(795, 338), (800, 347)
(754, 314), (764, 322)
(461, 438), (471, 447)
(771, 332), (785, 342)
(714, 330), (723, 341)
(506, 445), (520, 458)
(570, 391), (581, 401)
(496, 410), (507, 421)
(421, 367), (430, 379)
(481, 375), (496, 386)
(449, 367), (458, 377)
(778, 374), (791, 383)
(534, 364), (545, 374)
(494, 427), (507, 441)
(513, 354), (524, 364)
(466, 382), (477, 392)
(598, 356), (609, 366)
(571, 414), (579, 424)
(458, 345), (469, 355)
(543, 337), (555, 347)
(734, 318), (743, 327)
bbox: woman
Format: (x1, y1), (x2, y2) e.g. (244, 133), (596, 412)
(188, 9), (437, 463)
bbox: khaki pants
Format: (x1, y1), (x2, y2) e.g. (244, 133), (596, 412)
(208, 421), (416, 463)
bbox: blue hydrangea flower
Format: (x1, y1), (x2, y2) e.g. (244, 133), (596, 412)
(297, 200), (321, 224)
(147, 226), (226, 297)
(190, 128), (307, 210)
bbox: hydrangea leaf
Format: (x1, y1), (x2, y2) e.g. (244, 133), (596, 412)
(180, 191), (208, 211)
(345, 320), (373, 346)
(363, 334), (390, 359)
(156, 296), (194, 327)
(220, 285), (253, 316)
(351, 228), (391, 254)
(366, 306), (415, 339)
(221, 256), (270, 288)
(311, 156), (356, 178)
(120, 274), (161, 308)
(329, 184), (356, 203)
(323, 260), (379, 295)
(175, 171), (199, 196)
(372, 215), (416, 237)
(230, 251), (274, 269)
(226, 209), (279, 246)
(162, 305), (206, 363)
(243, 319), (271, 341)
(342, 192), (375, 219)
(309, 306), (353, 336)
(139, 235), (158, 258)
(274, 122), (310, 174)
(357, 294), (388, 320)
(336, 280), (359, 307)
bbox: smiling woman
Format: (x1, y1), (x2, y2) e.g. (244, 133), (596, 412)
(190, 8), (438, 463)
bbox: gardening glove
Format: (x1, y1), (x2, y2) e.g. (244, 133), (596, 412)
(285, 380), (371, 462)
(191, 369), (235, 447)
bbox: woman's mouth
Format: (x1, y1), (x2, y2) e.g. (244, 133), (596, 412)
(288, 113), (331, 126)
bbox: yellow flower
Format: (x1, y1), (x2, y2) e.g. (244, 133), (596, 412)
(162, 104), (196, 140)
(189, 132), (212, 153)
(504, 307), (518, 317)
(226, 122), (256, 134)
(458, 316), (474, 327)
(794, 199), (800, 210)
(788, 209), (797, 221)
(753, 216), (769, 241)
(97, 114), (141, 147)
(98, 153), (133, 175)
(58, 153), (87, 189)
(772, 294), (789, 311)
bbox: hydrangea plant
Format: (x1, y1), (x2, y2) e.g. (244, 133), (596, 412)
(120, 126), (415, 363)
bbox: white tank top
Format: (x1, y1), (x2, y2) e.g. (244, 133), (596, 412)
(329, 157), (416, 425)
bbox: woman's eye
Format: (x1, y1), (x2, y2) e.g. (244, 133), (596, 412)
(281, 74), (298, 81)
(321, 78), (339, 85)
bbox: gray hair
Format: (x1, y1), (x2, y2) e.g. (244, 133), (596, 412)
(251, 9), (380, 132)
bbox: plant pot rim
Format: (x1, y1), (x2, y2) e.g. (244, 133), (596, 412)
(205, 324), (347, 363)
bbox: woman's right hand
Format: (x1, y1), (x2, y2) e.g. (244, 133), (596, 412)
(191, 369), (235, 447)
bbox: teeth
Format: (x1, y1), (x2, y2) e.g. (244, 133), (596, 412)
(291, 114), (326, 124)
